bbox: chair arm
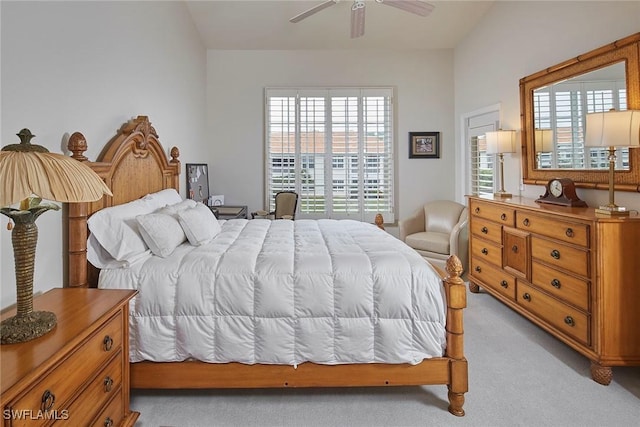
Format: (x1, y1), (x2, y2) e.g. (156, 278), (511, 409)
(399, 208), (425, 241)
(449, 210), (469, 272)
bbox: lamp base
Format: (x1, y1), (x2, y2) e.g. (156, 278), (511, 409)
(595, 205), (630, 217)
(0, 311), (57, 344)
(494, 191), (512, 198)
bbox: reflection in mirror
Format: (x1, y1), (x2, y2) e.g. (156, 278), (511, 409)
(533, 62), (628, 170)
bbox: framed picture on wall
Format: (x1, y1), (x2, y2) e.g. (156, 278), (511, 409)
(186, 163), (210, 204)
(409, 132), (440, 159)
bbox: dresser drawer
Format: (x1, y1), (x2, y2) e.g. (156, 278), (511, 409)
(10, 312), (123, 421)
(470, 258), (516, 301)
(503, 227), (530, 279)
(89, 390), (123, 427)
(470, 219), (503, 244)
(531, 261), (590, 312)
(517, 282), (590, 345)
(470, 199), (515, 226)
(531, 236), (589, 278)
(516, 212), (589, 248)
(470, 238), (502, 267)
(64, 351), (123, 426)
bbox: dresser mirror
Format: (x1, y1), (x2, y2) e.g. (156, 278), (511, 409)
(520, 33), (640, 191)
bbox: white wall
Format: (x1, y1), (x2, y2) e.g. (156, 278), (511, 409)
(206, 49), (457, 225)
(0, 1), (207, 308)
(454, 1), (640, 208)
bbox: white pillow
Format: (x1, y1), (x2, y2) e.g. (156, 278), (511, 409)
(135, 199), (196, 258)
(87, 188), (183, 261)
(87, 234), (151, 269)
(177, 202), (221, 246)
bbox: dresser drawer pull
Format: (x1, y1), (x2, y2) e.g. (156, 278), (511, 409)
(565, 228), (574, 238)
(501, 213), (507, 221)
(564, 316), (575, 327)
(103, 335), (114, 351)
(500, 280), (509, 288)
(104, 417), (114, 427)
(551, 279), (561, 289)
(475, 207), (480, 214)
(475, 266), (482, 273)
(104, 376), (114, 392)
(512, 245), (518, 253)
(481, 226), (488, 234)
(481, 248), (488, 255)
(522, 293), (531, 302)
(41, 390), (55, 411)
(550, 249), (561, 260)
(523, 218), (530, 226)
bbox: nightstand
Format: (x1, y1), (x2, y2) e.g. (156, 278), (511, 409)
(209, 205), (248, 220)
(1, 288), (139, 426)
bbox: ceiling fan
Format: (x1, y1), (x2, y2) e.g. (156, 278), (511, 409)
(289, 0), (435, 39)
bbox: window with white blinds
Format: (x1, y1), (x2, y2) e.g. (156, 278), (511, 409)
(470, 135), (494, 195)
(533, 79), (627, 169)
(265, 88), (394, 222)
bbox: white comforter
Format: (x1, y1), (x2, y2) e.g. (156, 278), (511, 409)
(99, 219), (447, 365)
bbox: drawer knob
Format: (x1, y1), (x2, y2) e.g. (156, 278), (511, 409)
(500, 280), (508, 288)
(475, 266), (482, 273)
(511, 245), (518, 253)
(481, 226), (488, 234)
(565, 228), (574, 238)
(475, 207), (480, 214)
(103, 335), (113, 351)
(551, 279), (561, 289)
(523, 218), (530, 226)
(104, 376), (114, 392)
(481, 248), (488, 255)
(501, 213), (507, 221)
(550, 249), (561, 260)
(564, 316), (575, 327)
(523, 293), (531, 302)
(41, 390), (55, 412)
(104, 417), (114, 427)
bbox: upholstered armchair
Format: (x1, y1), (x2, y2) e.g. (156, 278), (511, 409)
(251, 191), (299, 220)
(399, 200), (469, 274)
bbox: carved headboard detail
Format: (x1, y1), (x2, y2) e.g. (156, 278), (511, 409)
(67, 116), (181, 288)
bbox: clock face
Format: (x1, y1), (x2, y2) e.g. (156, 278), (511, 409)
(550, 179), (563, 197)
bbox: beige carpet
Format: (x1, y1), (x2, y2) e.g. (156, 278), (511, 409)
(130, 289), (640, 426)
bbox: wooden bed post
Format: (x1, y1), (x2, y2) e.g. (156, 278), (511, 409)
(443, 255), (467, 416)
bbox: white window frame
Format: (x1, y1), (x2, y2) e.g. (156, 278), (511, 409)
(265, 87), (395, 222)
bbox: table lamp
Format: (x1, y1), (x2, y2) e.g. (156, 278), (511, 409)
(0, 129), (112, 344)
(485, 130), (517, 198)
(584, 110), (640, 216)
(535, 129), (554, 168)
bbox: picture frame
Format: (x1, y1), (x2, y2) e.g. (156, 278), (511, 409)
(409, 132), (440, 159)
(186, 163), (210, 204)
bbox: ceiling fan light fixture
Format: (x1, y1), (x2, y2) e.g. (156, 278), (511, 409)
(351, 1), (366, 38)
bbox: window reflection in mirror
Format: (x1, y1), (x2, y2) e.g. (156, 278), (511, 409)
(533, 62), (628, 170)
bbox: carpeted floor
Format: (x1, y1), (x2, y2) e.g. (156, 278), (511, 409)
(130, 288), (640, 427)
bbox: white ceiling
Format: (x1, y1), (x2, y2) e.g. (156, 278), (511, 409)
(185, 0), (495, 50)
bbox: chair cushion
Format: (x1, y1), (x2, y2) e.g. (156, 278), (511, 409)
(404, 231), (450, 255)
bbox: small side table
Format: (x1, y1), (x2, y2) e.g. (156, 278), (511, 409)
(210, 205), (247, 220)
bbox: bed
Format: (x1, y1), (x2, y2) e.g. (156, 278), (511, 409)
(66, 116), (468, 416)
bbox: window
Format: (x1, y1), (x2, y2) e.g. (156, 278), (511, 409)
(470, 135), (495, 195)
(265, 88), (394, 222)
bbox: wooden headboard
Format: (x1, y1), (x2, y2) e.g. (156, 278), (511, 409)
(67, 116), (181, 288)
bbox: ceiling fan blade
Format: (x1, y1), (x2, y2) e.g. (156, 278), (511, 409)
(290, 0), (339, 23)
(350, 1), (366, 38)
(379, 0), (434, 17)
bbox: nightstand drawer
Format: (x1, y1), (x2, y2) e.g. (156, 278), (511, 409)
(64, 352), (123, 426)
(517, 282), (590, 345)
(10, 312), (123, 421)
(89, 390), (123, 427)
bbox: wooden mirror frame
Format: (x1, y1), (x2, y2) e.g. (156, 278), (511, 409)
(520, 33), (640, 192)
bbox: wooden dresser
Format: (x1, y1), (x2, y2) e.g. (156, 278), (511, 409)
(1, 288), (139, 426)
(467, 195), (640, 385)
